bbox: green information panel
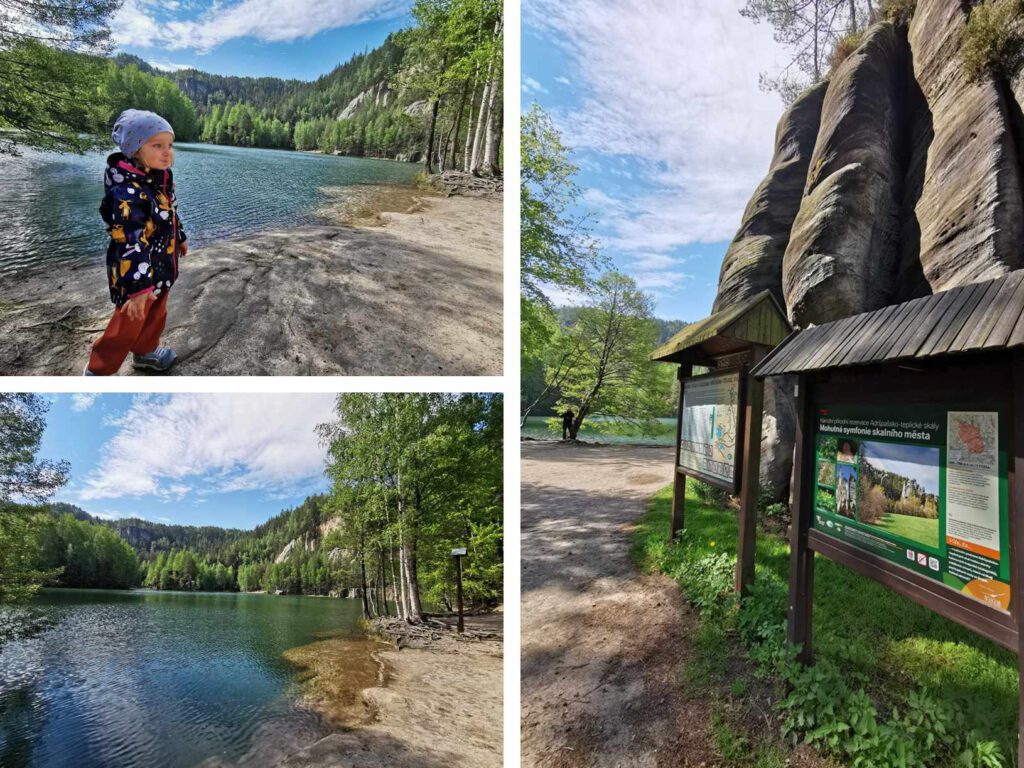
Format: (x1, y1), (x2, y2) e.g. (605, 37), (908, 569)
(812, 405), (1010, 612)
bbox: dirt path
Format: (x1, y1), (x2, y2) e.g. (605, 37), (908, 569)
(521, 441), (721, 768)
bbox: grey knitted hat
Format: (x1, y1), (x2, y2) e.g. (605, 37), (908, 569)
(112, 109), (174, 159)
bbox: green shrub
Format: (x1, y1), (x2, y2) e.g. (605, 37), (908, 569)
(880, 0), (917, 25)
(830, 31), (865, 72)
(692, 478), (728, 505)
(962, 0), (1024, 80)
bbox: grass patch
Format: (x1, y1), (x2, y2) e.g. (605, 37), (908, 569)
(871, 512), (939, 550)
(632, 483), (1017, 767)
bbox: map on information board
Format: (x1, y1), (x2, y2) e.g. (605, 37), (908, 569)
(679, 372), (740, 489)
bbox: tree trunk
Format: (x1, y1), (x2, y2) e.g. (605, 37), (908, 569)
(470, 72), (492, 174)
(463, 60), (482, 171)
(378, 548), (391, 617)
(482, 79), (501, 176)
(444, 82), (469, 173)
(359, 550), (371, 619)
(389, 546), (403, 620)
(424, 96), (440, 174)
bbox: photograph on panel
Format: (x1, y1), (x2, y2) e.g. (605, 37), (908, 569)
(0, 0), (503, 376)
(520, 0), (1024, 765)
(0, 392), (503, 767)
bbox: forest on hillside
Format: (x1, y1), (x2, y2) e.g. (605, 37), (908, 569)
(0, 393), (503, 619)
(1, 0), (503, 172)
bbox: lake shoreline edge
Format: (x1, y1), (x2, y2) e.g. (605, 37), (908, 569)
(277, 614), (504, 768)
(0, 181), (503, 376)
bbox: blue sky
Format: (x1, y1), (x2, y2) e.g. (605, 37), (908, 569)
(112, 0), (412, 80)
(33, 394), (338, 529)
(522, 0), (791, 320)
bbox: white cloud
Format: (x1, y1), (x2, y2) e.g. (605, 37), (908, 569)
(71, 393), (99, 412)
(79, 394), (337, 501)
(522, 76), (549, 95)
(635, 270), (692, 290)
(526, 0), (786, 249)
(555, 75), (572, 86)
(114, 0), (409, 52)
(148, 60), (192, 71)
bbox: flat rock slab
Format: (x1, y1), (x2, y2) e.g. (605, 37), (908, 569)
(521, 442), (720, 768)
(0, 195), (502, 376)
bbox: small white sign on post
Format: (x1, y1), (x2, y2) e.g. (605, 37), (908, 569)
(451, 548), (467, 557)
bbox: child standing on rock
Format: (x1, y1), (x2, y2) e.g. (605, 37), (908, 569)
(85, 109), (188, 375)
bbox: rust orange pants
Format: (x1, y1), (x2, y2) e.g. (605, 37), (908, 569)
(86, 291), (168, 375)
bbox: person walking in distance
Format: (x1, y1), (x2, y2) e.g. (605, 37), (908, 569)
(561, 407), (575, 441)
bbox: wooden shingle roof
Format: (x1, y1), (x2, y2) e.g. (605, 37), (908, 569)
(651, 290), (791, 365)
(752, 270), (1024, 378)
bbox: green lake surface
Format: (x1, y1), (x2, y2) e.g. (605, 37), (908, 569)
(0, 143), (419, 276)
(0, 588), (365, 768)
(521, 415), (676, 445)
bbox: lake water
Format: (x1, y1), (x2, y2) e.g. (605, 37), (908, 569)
(0, 143), (419, 276)
(0, 589), (365, 768)
(521, 415), (677, 445)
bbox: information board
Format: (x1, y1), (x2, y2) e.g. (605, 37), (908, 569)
(679, 371), (741, 490)
(811, 405), (1010, 612)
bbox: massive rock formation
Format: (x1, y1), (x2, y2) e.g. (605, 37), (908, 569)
(712, 80), (828, 313)
(708, 0), (1024, 499)
(896, 0), (1024, 298)
(783, 22), (909, 326)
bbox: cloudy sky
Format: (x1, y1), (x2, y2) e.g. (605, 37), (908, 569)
(112, 0), (412, 79)
(35, 393), (338, 528)
(523, 0), (791, 320)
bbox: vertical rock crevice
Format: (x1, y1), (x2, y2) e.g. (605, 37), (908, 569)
(782, 21), (911, 328)
(711, 80), (829, 314)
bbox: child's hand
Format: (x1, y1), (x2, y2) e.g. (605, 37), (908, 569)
(179, 241), (188, 258)
(122, 291), (156, 322)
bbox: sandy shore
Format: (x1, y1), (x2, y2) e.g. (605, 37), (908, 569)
(277, 619), (503, 768)
(0, 185), (502, 376)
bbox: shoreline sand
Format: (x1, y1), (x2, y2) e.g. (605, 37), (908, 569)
(274, 618), (503, 768)
(0, 184), (501, 376)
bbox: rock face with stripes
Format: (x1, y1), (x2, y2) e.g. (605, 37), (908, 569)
(783, 21), (910, 327)
(896, 0), (1024, 299)
(712, 80), (828, 314)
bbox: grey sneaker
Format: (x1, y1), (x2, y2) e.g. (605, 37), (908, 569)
(132, 347), (176, 372)
(83, 365), (96, 376)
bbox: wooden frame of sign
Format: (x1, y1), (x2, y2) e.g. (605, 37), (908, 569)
(784, 351), (1024, 764)
(653, 290), (790, 596)
(669, 347), (768, 595)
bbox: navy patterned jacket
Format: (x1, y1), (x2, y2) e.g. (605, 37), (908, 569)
(99, 152), (187, 306)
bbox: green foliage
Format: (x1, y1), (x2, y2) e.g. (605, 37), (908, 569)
(549, 272), (674, 438)
(829, 30), (864, 72)
(100, 63), (199, 142)
(0, 395), (70, 603)
(35, 513), (138, 589)
(692, 479), (729, 506)
(633, 485), (1016, 767)
(962, 0), (1024, 80)
(880, 0), (917, 25)
(520, 104), (599, 322)
(320, 394), (503, 620)
(0, 0), (119, 155)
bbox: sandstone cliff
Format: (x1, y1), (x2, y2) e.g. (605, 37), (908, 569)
(711, 0), (1024, 498)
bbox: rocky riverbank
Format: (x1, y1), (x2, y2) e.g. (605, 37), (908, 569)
(0, 185), (502, 376)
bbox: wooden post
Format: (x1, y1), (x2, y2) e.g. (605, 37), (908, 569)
(787, 374), (815, 664)
(736, 348), (766, 596)
(670, 363), (692, 540)
(452, 548), (467, 634)
(1010, 353), (1024, 766)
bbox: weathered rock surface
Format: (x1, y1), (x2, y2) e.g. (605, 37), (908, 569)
(783, 22), (909, 327)
(712, 80), (828, 313)
(338, 81), (393, 120)
(896, 0), (1024, 298)
(0, 193), (502, 376)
